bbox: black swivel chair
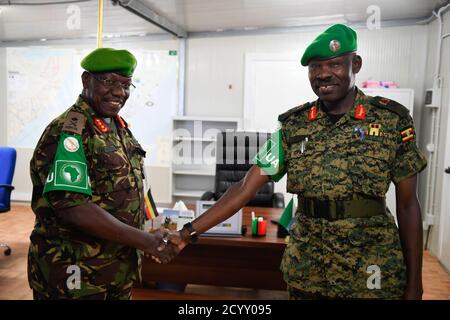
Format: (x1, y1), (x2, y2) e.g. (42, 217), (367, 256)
(0, 147), (17, 256)
(201, 131), (285, 208)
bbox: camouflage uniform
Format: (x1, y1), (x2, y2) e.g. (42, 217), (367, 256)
(28, 96), (146, 299)
(257, 88), (427, 299)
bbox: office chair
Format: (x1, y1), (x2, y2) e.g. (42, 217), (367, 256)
(0, 147), (17, 256)
(201, 131), (285, 208)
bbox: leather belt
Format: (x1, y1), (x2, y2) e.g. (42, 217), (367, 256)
(297, 196), (386, 221)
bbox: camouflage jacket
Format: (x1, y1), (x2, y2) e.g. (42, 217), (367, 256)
(277, 88), (427, 200)
(28, 96), (146, 299)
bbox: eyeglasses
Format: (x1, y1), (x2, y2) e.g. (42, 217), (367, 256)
(90, 73), (136, 90)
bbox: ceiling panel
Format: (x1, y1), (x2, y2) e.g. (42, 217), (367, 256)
(0, 0), (164, 42)
(143, 0), (444, 32)
(0, 0), (446, 41)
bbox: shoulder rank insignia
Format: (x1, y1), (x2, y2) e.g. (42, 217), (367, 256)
(371, 96), (410, 118)
(355, 104), (366, 120)
(62, 111), (86, 135)
(93, 117), (109, 133)
(401, 127), (415, 143)
(308, 105), (317, 121)
(278, 102), (311, 122)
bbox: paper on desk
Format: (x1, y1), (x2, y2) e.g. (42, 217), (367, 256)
(148, 201), (194, 232)
(173, 200), (188, 211)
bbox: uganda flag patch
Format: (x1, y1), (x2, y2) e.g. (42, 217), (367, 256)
(144, 188), (159, 220)
(401, 127), (415, 143)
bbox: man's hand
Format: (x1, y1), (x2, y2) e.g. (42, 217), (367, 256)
(151, 230), (188, 263)
(144, 228), (179, 264)
(166, 230), (188, 252)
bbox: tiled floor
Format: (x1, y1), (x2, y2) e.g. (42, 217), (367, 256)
(1, 203), (449, 300)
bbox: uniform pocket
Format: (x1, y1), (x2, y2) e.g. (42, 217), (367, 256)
(91, 139), (132, 194)
(127, 139), (146, 184)
(286, 143), (325, 194)
(349, 140), (393, 196)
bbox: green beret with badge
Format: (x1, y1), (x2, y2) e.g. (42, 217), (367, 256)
(80, 47), (137, 77)
(301, 24), (358, 66)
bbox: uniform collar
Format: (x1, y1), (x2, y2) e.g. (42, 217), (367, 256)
(74, 95), (100, 121)
(313, 87), (370, 125)
(74, 95), (127, 132)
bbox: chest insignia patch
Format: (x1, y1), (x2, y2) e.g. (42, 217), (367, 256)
(355, 104), (366, 120)
(93, 117), (109, 133)
(369, 124), (382, 137)
(308, 105), (317, 121)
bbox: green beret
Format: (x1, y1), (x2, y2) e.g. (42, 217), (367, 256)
(301, 24), (357, 66)
(80, 48), (137, 77)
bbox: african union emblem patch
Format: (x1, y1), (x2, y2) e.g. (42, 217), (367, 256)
(44, 133), (92, 196)
(54, 160), (89, 189)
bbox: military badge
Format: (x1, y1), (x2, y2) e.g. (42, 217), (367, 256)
(360, 127), (366, 142)
(62, 111), (86, 135)
(93, 117), (109, 133)
(329, 39), (341, 52)
(355, 105), (366, 120)
(354, 127), (367, 141)
(401, 127), (415, 143)
(308, 105), (317, 121)
(63, 136), (80, 152)
(369, 124), (381, 137)
(116, 115), (127, 128)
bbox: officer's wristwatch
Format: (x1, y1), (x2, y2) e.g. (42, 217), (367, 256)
(182, 222), (198, 244)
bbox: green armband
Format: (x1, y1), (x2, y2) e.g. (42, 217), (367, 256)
(43, 133), (92, 196)
(253, 129), (287, 182)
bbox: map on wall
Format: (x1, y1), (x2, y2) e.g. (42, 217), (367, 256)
(7, 47), (179, 165)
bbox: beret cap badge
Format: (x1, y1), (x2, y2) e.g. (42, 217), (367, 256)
(329, 40), (341, 52)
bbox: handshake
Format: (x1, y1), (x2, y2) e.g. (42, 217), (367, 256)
(144, 227), (188, 264)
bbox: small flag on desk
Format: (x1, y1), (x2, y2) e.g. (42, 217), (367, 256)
(144, 188), (159, 221)
(279, 198), (294, 231)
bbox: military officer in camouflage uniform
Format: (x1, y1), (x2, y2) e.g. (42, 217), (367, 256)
(166, 24), (427, 299)
(28, 48), (177, 300)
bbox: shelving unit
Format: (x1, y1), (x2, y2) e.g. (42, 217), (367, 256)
(172, 116), (241, 203)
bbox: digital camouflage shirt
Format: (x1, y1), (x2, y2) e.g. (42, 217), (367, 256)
(28, 96), (146, 299)
(255, 88), (427, 298)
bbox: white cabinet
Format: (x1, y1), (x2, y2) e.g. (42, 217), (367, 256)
(172, 116), (241, 203)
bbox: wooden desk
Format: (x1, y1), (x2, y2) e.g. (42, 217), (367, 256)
(141, 207), (287, 291)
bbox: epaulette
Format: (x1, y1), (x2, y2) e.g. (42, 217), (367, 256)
(62, 111), (86, 135)
(370, 96), (410, 118)
(278, 102), (312, 122)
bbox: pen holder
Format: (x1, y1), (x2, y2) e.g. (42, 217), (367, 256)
(257, 220), (267, 236)
(251, 217), (267, 237)
(251, 219), (258, 235)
